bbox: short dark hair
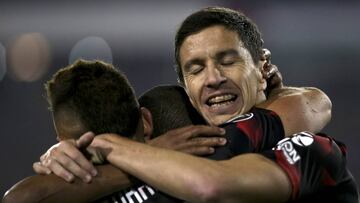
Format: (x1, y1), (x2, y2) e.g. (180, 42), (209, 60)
(138, 85), (206, 138)
(175, 6), (264, 84)
(45, 60), (140, 138)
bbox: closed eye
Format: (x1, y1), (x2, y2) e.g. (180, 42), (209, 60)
(220, 59), (235, 66)
(216, 49), (241, 67)
(184, 58), (206, 75)
(189, 64), (204, 74)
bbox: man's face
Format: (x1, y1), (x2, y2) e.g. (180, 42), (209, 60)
(179, 25), (264, 126)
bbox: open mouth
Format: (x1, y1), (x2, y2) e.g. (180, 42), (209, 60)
(206, 94), (237, 107)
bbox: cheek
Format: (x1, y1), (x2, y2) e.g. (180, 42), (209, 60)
(242, 71), (259, 104)
(184, 76), (200, 105)
(229, 69), (257, 104)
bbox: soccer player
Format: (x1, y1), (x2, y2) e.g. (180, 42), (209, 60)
(2, 60), (226, 203)
(7, 6), (358, 203)
(50, 7), (356, 202)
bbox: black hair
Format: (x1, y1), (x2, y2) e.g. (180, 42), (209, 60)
(45, 60), (140, 138)
(175, 6), (263, 84)
(138, 85), (206, 138)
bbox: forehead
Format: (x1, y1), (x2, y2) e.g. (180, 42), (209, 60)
(179, 25), (248, 63)
(180, 26), (255, 66)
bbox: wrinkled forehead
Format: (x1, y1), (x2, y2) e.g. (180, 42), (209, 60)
(179, 26), (253, 67)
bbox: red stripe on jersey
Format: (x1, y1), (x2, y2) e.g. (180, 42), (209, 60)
(339, 144), (347, 156)
(314, 136), (333, 155)
(236, 119), (263, 150)
(322, 168), (337, 186)
(274, 150), (301, 200)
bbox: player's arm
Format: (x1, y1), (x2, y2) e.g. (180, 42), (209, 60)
(92, 131), (350, 203)
(258, 85), (331, 136)
(256, 57), (331, 135)
(2, 164), (131, 203)
(3, 133), (130, 203)
(91, 133), (292, 203)
(5, 126), (225, 202)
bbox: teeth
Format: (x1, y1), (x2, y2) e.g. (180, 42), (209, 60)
(210, 100), (234, 107)
(208, 94), (235, 105)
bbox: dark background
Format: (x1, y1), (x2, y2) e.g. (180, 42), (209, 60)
(1, 0), (359, 197)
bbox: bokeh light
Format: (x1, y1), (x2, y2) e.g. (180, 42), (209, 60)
(8, 33), (51, 82)
(0, 43), (6, 81)
(69, 36), (113, 64)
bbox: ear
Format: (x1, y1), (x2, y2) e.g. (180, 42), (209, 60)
(140, 107), (153, 141)
(258, 60), (268, 92)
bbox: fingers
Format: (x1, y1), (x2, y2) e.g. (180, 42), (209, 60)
(46, 150), (93, 182)
(172, 125), (227, 155)
(149, 125), (227, 155)
(189, 136), (227, 147)
(38, 138), (97, 183)
(182, 146), (216, 156)
(76, 132), (95, 149)
(266, 64), (283, 87)
(264, 64), (277, 79)
(41, 156), (76, 182)
(181, 136), (227, 155)
(185, 125), (225, 139)
(261, 48), (271, 61)
(260, 48), (284, 90)
(33, 162), (52, 175)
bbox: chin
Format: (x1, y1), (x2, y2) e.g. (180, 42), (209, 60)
(207, 116), (231, 126)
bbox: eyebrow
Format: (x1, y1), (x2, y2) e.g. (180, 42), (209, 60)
(215, 49), (240, 60)
(183, 49), (242, 71)
(183, 58), (204, 72)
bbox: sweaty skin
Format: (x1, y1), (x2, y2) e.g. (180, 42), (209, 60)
(180, 26), (267, 126)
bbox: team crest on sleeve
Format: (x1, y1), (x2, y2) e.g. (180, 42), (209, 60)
(291, 132), (314, 147)
(274, 132), (314, 165)
(225, 113), (254, 124)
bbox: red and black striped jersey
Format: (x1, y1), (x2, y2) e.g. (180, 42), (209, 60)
(262, 132), (359, 203)
(95, 108), (358, 203)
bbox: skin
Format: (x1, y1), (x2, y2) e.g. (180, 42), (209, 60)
(90, 133), (291, 203)
(80, 26), (330, 202)
(3, 24), (332, 203)
(180, 25), (267, 126)
(3, 108), (227, 203)
(180, 25), (331, 136)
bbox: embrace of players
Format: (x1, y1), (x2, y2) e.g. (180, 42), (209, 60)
(3, 6), (359, 203)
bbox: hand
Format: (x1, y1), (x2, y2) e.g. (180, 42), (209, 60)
(261, 48), (283, 97)
(147, 125), (226, 155)
(33, 132), (98, 183)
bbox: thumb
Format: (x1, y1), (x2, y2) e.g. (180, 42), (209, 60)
(90, 138), (113, 158)
(76, 131), (95, 149)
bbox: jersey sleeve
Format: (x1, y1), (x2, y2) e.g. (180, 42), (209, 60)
(261, 132), (357, 202)
(206, 108), (285, 160)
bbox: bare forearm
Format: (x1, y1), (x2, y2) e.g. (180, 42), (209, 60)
(3, 164), (132, 203)
(258, 86), (332, 135)
(101, 137), (290, 203)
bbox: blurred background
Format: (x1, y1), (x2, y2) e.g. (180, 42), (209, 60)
(1, 0), (359, 196)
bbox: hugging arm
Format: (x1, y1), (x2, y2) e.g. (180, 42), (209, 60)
(3, 133), (131, 203)
(3, 126), (225, 203)
(259, 85), (331, 136)
(92, 131), (349, 203)
(92, 134), (291, 203)
(2, 165), (131, 203)
(258, 61), (331, 136)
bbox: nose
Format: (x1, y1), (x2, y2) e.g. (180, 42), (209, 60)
(204, 64), (227, 89)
